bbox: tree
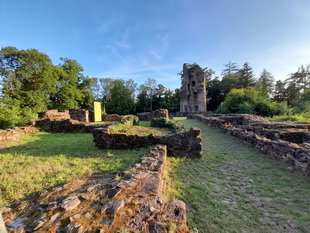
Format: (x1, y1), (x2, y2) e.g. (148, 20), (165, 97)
(273, 80), (286, 102)
(207, 77), (224, 111)
(239, 62), (256, 88)
(106, 80), (134, 115)
(257, 69), (274, 97)
(0, 46), (58, 111)
(289, 64), (310, 93)
(49, 58), (94, 110)
(221, 61), (239, 78)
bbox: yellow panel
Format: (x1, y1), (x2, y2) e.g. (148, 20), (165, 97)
(94, 102), (102, 122)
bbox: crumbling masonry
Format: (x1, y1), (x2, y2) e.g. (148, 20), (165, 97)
(180, 63), (207, 113)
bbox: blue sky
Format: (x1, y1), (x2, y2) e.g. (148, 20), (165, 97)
(1, 0), (310, 89)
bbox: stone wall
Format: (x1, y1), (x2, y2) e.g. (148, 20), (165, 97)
(189, 114), (310, 175)
(0, 127), (39, 142)
(35, 119), (98, 133)
(69, 109), (89, 122)
(180, 63), (207, 113)
(3, 145), (194, 233)
(101, 114), (122, 122)
(93, 127), (202, 158)
(38, 110), (70, 120)
(137, 109), (169, 121)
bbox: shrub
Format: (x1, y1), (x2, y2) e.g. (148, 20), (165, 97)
(150, 118), (184, 132)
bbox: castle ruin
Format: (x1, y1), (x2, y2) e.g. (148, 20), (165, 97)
(180, 63), (207, 112)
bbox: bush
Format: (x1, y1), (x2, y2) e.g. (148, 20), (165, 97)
(150, 118), (184, 132)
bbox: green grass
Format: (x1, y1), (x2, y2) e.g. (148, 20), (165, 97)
(267, 115), (310, 123)
(112, 121), (172, 136)
(91, 121), (119, 124)
(167, 119), (310, 233)
(0, 132), (147, 206)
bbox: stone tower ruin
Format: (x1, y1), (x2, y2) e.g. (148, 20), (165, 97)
(180, 63), (207, 112)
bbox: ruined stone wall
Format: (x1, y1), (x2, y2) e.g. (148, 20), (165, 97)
(93, 127), (202, 158)
(69, 109), (89, 122)
(137, 109), (169, 121)
(190, 114), (310, 175)
(180, 63), (207, 113)
(0, 127), (39, 142)
(3, 145), (193, 232)
(35, 119), (96, 133)
(101, 114), (122, 121)
(38, 110), (70, 120)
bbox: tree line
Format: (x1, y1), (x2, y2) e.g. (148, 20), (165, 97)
(207, 61), (310, 119)
(1, 46), (309, 129)
(0, 47), (179, 129)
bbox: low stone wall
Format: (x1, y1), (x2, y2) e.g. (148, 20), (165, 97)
(93, 127), (202, 158)
(190, 114), (310, 175)
(69, 109), (89, 122)
(137, 109), (169, 121)
(35, 119), (96, 133)
(38, 110), (70, 120)
(0, 127), (39, 142)
(102, 114), (122, 122)
(3, 145), (193, 233)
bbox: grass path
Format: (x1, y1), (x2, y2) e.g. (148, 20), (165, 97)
(167, 119), (310, 233)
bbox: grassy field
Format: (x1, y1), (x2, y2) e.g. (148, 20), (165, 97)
(0, 132), (147, 206)
(167, 119), (310, 233)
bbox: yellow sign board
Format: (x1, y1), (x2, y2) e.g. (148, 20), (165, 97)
(94, 102), (102, 122)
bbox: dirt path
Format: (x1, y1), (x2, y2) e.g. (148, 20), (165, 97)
(168, 119), (310, 233)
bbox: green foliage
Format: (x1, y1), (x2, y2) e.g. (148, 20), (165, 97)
(0, 47), (95, 129)
(150, 118), (184, 132)
(106, 80), (135, 115)
(219, 88), (287, 117)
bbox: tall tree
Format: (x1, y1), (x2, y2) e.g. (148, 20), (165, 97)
(50, 58), (94, 110)
(239, 62), (256, 88)
(273, 80), (286, 102)
(221, 61), (239, 78)
(106, 80), (134, 115)
(257, 69), (274, 96)
(289, 64), (310, 93)
(0, 46), (58, 111)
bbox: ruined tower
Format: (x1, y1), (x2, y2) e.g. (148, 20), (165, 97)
(180, 63), (207, 112)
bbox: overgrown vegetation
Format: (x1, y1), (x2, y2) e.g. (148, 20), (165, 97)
(150, 118), (184, 132)
(0, 133), (147, 206)
(208, 61), (310, 120)
(167, 119), (310, 232)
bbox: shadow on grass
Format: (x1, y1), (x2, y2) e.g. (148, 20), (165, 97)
(0, 132), (147, 159)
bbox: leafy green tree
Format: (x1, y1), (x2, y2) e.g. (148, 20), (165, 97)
(220, 88), (285, 117)
(136, 90), (151, 113)
(49, 58), (94, 110)
(0, 46), (58, 111)
(106, 80), (134, 115)
(207, 77), (224, 111)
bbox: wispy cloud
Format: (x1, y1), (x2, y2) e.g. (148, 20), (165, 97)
(250, 41), (310, 80)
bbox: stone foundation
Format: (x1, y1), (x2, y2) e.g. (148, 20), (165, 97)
(38, 110), (70, 120)
(137, 109), (169, 121)
(0, 127), (39, 142)
(189, 114), (310, 175)
(102, 114), (122, 122)
(69, 109), (90, 122)
(93, 126), (202, 158)
(3, 146), (193, 233)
